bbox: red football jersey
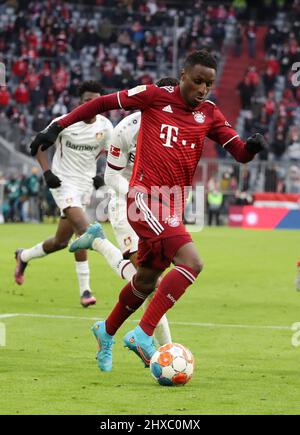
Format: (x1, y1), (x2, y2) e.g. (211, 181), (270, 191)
(58, 84), (255, 201)
(116, 84), (242, 193)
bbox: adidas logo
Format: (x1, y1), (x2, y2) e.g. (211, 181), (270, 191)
(162, 105), (173, 113)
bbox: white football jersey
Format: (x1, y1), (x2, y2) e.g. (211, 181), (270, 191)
(107, 111), (140, 181)
(51, 114), (113, 189)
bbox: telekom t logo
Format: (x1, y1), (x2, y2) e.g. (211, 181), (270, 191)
(160, 124), (179, 148)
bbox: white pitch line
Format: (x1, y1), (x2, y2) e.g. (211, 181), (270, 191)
(0, 313), (292, 331)
(0, 313), (20, 319)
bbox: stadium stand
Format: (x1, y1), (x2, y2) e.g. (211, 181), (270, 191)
(0, 0), (300, 223)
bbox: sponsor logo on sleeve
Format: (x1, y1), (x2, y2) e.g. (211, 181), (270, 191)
(128, 85), (147, 97)
(110, 145), (121, 157)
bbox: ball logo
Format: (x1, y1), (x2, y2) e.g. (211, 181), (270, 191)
(193, 111), (205, 124)
(96, 132), (103, 140)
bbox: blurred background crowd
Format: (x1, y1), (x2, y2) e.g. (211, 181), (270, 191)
(0, 0), (299, 224)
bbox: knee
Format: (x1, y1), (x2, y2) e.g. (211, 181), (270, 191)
(133, 273), (157, 294)
(177, 258), (204, 277)
(192, 259), (204, 276)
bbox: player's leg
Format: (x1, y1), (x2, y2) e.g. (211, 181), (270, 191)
(93, 265), (161, 371)
(108, 195), (140, 281)
(138, 240), (203, 339)
(14, 216), (73, 285)
(87, 194), (137, 280)
(126, 254), (172, 345)
(69, 195), (138, 284)
(63, 206), (97, 307)
(109, 205), (172, 346)
(69, 221), (135, 279)
(74, 248), (96, 307)
(142, 290), (172, 346)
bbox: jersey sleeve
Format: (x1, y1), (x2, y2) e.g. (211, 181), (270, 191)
(45, 115), (66, 146)
(103, 119), (114, 152)
(207, 106), (255, 163)
(58, 86), (157, 129)
(207, 106), (240, 147)
(106, 123), (130, 170)
(117, 84), (157, 111)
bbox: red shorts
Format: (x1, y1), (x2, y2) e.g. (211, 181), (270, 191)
(127, 188), (192, 271)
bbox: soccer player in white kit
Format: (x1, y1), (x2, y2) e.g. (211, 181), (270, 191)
(69, 78), (179, 344)
(14, 81), (129, 307)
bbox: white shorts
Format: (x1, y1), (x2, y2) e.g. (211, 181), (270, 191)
(108, 193), (139, 256)
(50, 183), (92, 218)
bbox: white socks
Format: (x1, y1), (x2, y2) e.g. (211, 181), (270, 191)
(75, 261), (91, 296)
(117, 259), (136, 281)
(92, 238), (137, 280)
(20, 242), (46, 263)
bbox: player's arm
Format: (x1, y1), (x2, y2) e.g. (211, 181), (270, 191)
(104, 135), (130, 196)
(207, 106), (267, 163)
(35, 117), (63, 188)
(36, 147), (61, 189)
(30, 85), (157, 156)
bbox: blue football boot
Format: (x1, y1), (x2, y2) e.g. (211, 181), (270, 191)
(91, 321), (115, 372)
(124, 325), (156, 368)
(69, 222), (105, 252)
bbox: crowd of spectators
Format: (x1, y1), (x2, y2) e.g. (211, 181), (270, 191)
(1, 168), (58, 223)
(0, 0), (299, 210)
(236, 0), (300, 162)
(0, 0), (236, 155)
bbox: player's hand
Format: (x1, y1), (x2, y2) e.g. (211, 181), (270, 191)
(30, 122), (63, 156)
(43, 170), (61, 189)
(245, 133), (268, 154)
(93, 174), (104, 190)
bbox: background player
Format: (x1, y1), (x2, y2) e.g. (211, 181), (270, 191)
(15, 81), (119, 307)
(30, 50), (267, 372)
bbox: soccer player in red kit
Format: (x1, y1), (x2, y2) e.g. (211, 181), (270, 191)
(30, 50), (267, 372)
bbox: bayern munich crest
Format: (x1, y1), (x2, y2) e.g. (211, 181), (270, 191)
(193, 111), (205, 124)
(164, 215), (180, 227)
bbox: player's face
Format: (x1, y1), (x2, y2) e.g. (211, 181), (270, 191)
(80, 91), (101, 104)
(180, 64), (216, 108)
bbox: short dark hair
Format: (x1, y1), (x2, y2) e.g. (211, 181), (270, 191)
(78, 81), (103, 97)
(183, 49), (217, 71)
(156, 77), (179, 87)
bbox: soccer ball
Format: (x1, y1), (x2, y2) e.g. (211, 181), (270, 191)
(150, 343), (194, 386)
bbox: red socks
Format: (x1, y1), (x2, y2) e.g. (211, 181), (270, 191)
(105, 278), (148, 336)
(105, 264), (199, 337)
(139, 264), (198, 336)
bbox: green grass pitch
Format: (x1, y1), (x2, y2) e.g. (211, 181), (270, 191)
(0, 223), (299, 415)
